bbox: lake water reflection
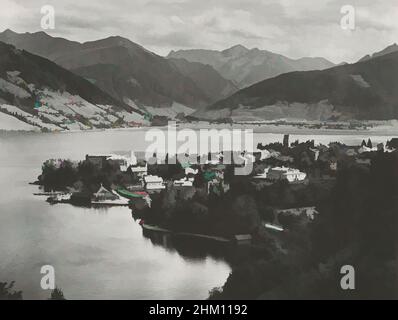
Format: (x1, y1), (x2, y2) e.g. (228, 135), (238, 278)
(0, 128), (395, 299)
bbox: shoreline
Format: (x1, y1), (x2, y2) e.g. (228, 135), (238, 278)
(2, 123), (398, 137)
(141, 223), (232, 243)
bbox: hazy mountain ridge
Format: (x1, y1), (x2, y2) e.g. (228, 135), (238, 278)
(168, 45), (335, 89)
(0, 30), (230, 111)
(2, 29), (397, 126)
(0, 29), (81, 61)
(197, 50), (398, 121)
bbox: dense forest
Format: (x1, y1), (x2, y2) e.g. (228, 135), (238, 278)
(209, 151), (398, 299)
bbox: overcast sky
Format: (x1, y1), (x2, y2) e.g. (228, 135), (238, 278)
(1, 0), (397, 63)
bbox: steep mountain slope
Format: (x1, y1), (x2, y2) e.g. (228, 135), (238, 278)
(0, 30), (220, 112)
(197, 51), (398, 121)
(168, 58), (238, 102)
(0, 29), (81, 61)
(358, 43), (398, 62)
(0, 41), (147, 131)
(168, 45), (335, 89)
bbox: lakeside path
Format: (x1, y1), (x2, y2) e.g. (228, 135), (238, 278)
(142, 223), (231, 243)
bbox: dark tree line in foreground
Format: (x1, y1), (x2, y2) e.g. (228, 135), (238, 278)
(0, 283), (66, 300)
(210, 151), (398, 299)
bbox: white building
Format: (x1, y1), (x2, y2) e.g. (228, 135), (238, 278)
(107, 151), (140, 172)
(173, 177), (194, 187)
(124, 151), (147, 176)
(144, 175), (165, 190)
(358, 146), (378, 154)
(256, 149), (272, 160)
(185, 167), (199, 176)
(130, 163), (148, 176)
(253, 167), (270, 179)
(267, 167), (306, 183)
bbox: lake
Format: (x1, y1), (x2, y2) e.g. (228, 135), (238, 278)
(0, 128), (396, 299)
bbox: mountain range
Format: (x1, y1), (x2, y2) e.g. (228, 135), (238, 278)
(168, 45), (335, 89)
(0, 29), (236, 113)
(0, 41), (148, 131)
(358, 43), (398, 62)
(196, 49), (398, 121)
(0, 28), (397, 130)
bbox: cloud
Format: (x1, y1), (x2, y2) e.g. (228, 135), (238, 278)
(1, 0), (397, 63)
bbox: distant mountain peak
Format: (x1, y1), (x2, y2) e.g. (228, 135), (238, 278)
(102, 35), (130, 43)
(0, 31), (213, 109)
(222, 44), (250, 56)
(1, 28), (18, 39)
(168, 45), (335, 88)
(85, 35), (133, 47)
(82, 35), (156, 56)
(2, 29), (48, 37)
(2, 28), (16, 34)
(226, 44), (248, 50)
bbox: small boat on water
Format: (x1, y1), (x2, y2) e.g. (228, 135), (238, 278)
(47, 193), (72, 204)
(116, 189), (148, 199)
(34, 191), (65, 196)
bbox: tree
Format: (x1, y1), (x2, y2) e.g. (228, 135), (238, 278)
(49, 287), (66, 300)
(193, 168), (206, 188)
(0, 281), (22, 300)
(39, 159), (78, 189)
(367, 138), (373, 148)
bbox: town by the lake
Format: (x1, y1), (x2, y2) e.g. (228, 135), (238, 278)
(24, 131), (398, 299)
